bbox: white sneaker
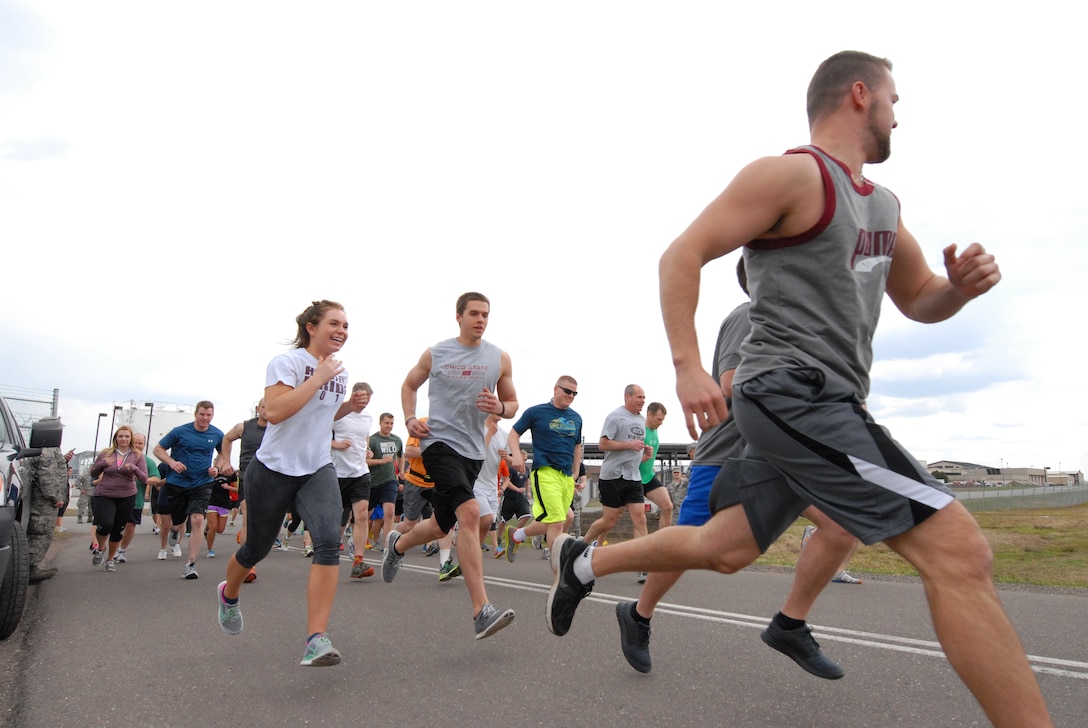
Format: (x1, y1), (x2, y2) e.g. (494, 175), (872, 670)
(158, 549), (168, 560)
(115, 549), (127, 563)
(831, 570), (863, 585)
(800, 524), (817, 551)
(172, 544), (182, 558)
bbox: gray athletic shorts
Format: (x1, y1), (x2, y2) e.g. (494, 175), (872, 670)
(401, 482), (434, 522)
(723, 367), (954, 551)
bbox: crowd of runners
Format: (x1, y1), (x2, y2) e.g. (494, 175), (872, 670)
(68, 50), (1053, 726)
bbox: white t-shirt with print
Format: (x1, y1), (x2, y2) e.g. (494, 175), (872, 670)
(255, 348), (349, 477)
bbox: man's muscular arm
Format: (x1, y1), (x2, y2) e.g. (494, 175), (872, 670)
(886, 220), (1001, 323)
(660, 154), (818, 438)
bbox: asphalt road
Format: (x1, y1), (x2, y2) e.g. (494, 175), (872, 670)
(3, 522), (1086, 727)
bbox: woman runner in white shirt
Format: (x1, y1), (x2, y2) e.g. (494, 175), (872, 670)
(215, 300), (361, 666)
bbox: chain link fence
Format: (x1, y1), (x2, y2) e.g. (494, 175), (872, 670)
(0, 384), (58, 441)
(954, 484), (1088, 512)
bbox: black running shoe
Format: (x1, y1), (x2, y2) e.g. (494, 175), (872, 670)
(545, 534), (593, 636)
(616, 601), (651, 673)
(760, 620), (844, 680)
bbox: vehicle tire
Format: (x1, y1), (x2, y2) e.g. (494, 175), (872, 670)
(0, 520), (29, 641)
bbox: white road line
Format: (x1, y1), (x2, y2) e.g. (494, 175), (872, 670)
(352, 556), (1088, 681)
(490, 576), (1088, 681)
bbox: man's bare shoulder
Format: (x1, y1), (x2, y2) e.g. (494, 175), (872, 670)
(733, 152), (822, 196)
(729, 151), (824, 238)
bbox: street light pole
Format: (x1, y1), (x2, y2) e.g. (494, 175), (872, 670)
(93, 413), (107, 454)
(144, 401), (155, 441)
(109, 404), (122, 440)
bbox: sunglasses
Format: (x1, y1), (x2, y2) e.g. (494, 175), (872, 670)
(557, 385), (578, 397)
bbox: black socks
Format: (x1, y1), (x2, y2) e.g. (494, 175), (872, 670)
(774, 611), (806, 631)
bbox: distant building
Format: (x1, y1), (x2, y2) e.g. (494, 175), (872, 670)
(927, 460), (1083, 487)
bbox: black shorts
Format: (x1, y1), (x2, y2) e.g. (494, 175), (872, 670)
(236, 474), (246, 502)
(149, 486), (168, 515)
(167, 483), (213, 526)
(128, 508), (144, 525)
(500, 490), (531, 522)
(642, 475), (665, 494)
(421, 442), (481, 534)
(370, 479), (398, 506)
(339, 473), (372, 509)
(598, 477), (644, 508)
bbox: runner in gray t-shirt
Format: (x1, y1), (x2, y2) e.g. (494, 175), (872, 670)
(582, 385), (653, 549)
(384, 291), (520, 641)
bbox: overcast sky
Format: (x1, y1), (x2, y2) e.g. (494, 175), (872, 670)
(2, 1), (1084, 473)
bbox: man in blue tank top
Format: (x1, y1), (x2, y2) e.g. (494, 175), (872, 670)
(544, 51), (1051, 726)
(384, 292), (521, 641)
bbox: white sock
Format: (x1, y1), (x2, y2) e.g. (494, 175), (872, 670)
(512, 527), (526, 543)
(572, 544), (596, 584)
(439, 548), (451, 563)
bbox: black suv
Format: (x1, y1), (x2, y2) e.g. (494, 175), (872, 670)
(1, 395), (31, 640)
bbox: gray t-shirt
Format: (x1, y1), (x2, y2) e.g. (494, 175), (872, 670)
(737, 145), (901, 400)
(692, 302), (748, 466)
(599, 406), (646, 481)
(423, 337), (502, 460)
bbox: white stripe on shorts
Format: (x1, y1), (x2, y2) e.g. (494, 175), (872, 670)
(849, 455), (954, 512)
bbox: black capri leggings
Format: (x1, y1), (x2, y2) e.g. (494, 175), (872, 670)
(92, 494), (137, 543)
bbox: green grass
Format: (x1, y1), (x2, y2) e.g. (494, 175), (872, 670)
(753, 503), (1088, 589)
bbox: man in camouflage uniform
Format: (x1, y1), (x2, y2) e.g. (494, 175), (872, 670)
(75, 468), (95, 524)
(666, 467), (687, 525)
(24, 418), (73, 583)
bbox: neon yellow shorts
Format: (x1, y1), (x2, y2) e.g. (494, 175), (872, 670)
(530, 466), (575, 524)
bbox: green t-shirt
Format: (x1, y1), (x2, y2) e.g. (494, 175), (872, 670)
(368, 433), (404, 484)
(133, 453), (156, 509)
(639, 427), (660, 485)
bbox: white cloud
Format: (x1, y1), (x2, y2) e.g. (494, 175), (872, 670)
(1, 0), (1084, 475)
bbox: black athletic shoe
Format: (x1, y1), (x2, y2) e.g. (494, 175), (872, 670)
(760, 620), (844, 680)
(545, 534), (593, 636)
(616, 601), (651, 673)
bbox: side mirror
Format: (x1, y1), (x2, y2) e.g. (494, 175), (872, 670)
(9, 448), (41, 461)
